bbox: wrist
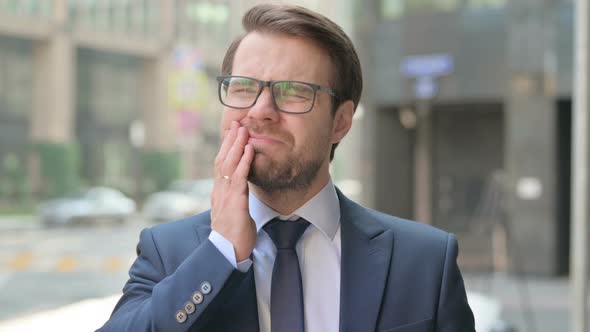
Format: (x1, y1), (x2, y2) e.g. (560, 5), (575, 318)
(235, 247), (252, 262)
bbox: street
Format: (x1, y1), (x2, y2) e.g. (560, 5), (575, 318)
(463, 273), (583, 332)
(0, 219), (145, 322)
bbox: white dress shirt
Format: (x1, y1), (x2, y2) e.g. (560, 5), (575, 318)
(209, 179), (341, 332)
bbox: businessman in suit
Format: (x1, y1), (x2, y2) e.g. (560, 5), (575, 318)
(98, 4), (475, 332)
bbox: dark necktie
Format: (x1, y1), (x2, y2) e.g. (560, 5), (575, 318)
(263, 218), (310, 332)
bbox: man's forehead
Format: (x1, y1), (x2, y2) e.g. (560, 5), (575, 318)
(231, 32), (332, 83)
(233, 32), (322, 63)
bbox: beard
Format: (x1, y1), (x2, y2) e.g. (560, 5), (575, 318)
(248, 149), (325, 192)
(243, 119), (333, 192)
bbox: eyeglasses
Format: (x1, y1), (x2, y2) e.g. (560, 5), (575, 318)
(216, 75), (338, 114)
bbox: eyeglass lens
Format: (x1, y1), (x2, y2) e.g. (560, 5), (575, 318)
(220, 77), (316, 113)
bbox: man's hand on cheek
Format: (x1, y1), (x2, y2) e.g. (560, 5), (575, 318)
(211, 121), (257, 262)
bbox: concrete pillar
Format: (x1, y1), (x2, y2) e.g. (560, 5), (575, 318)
(505, 79), (557, 275)
(142, 56), (176, 151)
(28, 0), (78, 196)
(505, 2), (559, 275)
(353, 0), (378, 209)
(30, 2), (74, 143)
(143, 0), (176, 151)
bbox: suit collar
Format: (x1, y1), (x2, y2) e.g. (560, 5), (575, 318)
(248, 178), (340, 241)
(337, 188), (394, 332)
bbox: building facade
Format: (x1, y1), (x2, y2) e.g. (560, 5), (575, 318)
(0, 0), (356, 203)
(357, 0), (575, 275)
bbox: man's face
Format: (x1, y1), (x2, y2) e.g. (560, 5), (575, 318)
(220, 32), (339, 192)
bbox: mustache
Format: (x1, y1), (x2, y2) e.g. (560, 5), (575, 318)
(242, 123), (291, 142)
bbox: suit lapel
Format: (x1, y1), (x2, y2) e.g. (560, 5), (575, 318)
(338, 191), (394, 332)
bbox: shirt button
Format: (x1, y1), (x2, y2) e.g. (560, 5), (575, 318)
(184, 301), (196, 314)
(200, 281), (212, 295)
(175, 310), (187, 323)
(192, 291), (204, 304)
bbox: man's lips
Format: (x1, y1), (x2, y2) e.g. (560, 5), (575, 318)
(248, 134), (282, 145)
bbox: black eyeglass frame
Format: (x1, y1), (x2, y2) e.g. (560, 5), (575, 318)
(216, 75), (339, 114)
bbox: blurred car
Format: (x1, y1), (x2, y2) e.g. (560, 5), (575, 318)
(39, 187), (136, 227)
(169, 178), (213, 206)
(169, 178), (213, 213)
(142, 191), (202, 223)
(143, 178), (213, 223)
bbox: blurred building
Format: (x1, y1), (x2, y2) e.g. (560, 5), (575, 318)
(0, 0), (353, 203)
(0, 0), (215, 201)
(356, 0), (574, 275)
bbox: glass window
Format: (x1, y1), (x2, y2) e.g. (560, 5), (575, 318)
(144, 0), (158, 35)
(0, 52), (4, 102)
(381, 0), (505, 20)
(0, 47), (32, 118)
(6, 0), (21, 15)
(381, 0), (404, 20)
(89, 60), (138, 127)
(468, 0), (507, 10)
(405, 0), (460, 13)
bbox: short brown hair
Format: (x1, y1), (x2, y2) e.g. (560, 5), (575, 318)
(221, 4), (363, 161)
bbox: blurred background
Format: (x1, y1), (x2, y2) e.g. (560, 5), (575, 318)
(0, 0), (587, 331)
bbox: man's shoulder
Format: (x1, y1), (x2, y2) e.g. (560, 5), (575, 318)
(136, 211), (213, 272)
(353, 204), (454, 259)
(337, 188), (449, 243)
(344, 198), (450, 245)
(371, 208), (448, 239)
(147, 210), (212, 238)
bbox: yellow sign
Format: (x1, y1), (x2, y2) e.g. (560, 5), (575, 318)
(168, 70), (210, 111)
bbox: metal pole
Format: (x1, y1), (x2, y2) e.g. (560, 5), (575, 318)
(414, 100), (432, 225)
(571, 0), (589, 331)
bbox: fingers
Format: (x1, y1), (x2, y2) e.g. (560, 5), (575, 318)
(222, 127), (249, 177)
(214, 121), (239, 178)
(233, 144), (254, 192)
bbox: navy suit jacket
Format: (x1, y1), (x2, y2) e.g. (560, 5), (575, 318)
(98, 190), (475, 332)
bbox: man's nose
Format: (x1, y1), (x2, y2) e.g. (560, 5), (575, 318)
(246, 87), (279, 121)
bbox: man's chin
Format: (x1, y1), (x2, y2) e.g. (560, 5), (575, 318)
(251, 151), (281, 170)
(247, 157), (290, 191)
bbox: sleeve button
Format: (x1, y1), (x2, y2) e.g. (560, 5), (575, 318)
(192, 291), (204, 304)
(200, 281), (212, 294)
(175, 310), (187, 323)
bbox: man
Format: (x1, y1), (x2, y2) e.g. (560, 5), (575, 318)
(98, 4), (475, 332)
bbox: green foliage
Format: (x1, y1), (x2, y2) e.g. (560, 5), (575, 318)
(0, 153), (32, 203)
(33, 142), (81, 198)
(141, 150), (181, 191)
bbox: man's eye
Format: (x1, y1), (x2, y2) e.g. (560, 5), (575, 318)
(229, 86), (257, 94)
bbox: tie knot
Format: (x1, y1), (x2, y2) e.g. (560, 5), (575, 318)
(264, 218), (310, 250)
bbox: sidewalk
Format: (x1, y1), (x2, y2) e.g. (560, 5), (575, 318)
(464, 272), (588, 332)
(0, 295), (118, 332)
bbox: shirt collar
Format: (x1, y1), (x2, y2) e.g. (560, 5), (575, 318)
(249, 178), (340, 241)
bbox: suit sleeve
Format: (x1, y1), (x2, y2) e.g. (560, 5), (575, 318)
(435, 234), (476, 331)
(96, 227), (246, 332)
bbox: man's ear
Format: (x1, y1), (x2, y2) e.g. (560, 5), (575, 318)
(331, 100), (355, 144)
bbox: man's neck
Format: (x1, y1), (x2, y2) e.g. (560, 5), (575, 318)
(249, 171), (330, 216)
